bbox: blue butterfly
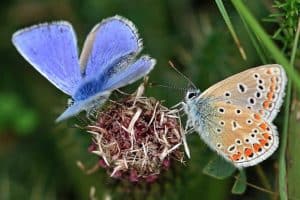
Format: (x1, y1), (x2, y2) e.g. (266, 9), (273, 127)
(12, 15), (156, 122)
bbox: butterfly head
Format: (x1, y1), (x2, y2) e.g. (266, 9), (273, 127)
(185, 89), (201, 102)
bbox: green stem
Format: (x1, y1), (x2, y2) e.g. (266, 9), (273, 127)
(279, 18), (300, 200)
(215, 0), (247, 60)
(231, 1), (300, 199)
(255, 165), (271, 191)
(239, 15), (268, 64)
(231, 0), (300, 92)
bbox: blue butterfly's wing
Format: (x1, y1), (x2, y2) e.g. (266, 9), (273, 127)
(73, 55), (155, 101)
(80, 15), (142, 77)
(55, 91), (111, 122)
(56, 15), (155, 122)
(56, 56), (156, 122)
(100, 55), (156, 91)
(12, 22), (81, 95)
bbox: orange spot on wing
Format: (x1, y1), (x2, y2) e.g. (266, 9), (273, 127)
(263, 101), (271, 109)
(267, 92), (274, 101)
(253, 113), (261, 120)
(244, 148), (253, 157)
(263, 133), (272, 140)
(253, 143), (262, 153)
(270, 84), (276, 92)
(231, 152), (242, 161)
(271, 76), (277, 83)
(259, 123), (268, 131)
(266, 69), (272, 75)
(259, 139), (267, 146)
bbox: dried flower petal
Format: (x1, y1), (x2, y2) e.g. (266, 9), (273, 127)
(86, 85), (186, 182)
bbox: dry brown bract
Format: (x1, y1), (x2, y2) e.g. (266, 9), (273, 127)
(86, 86), (186, 182)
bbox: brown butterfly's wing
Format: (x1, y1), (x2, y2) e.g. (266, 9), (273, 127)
(199, 64), (287, 121)
(202, 101), (278, 168)
(188, 64), (286, 167)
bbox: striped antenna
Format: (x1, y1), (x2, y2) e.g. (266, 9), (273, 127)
(168, 61), (196, 89)
(149, 82), (188, 92)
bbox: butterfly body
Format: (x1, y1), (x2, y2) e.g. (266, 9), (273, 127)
(185, 94), (222, 148)
(12, 16), (156, 122)
(184, 64), (287, 168)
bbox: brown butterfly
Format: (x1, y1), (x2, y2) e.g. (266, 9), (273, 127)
(183, 64), (287, 168)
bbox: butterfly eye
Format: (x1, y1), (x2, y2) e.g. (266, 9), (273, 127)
(187, 92), (197, 99)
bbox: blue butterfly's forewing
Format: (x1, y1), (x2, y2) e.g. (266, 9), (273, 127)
(73, 54), (155, 100)
(80, 15), (142, 78)
(58, 55), (155, 122)
(73, 54), (133, 101)
(12, 16), (155, 122)
(100, 55), (156, 91)
(12, 22), (81, 95)
(61, 16), (155, 122)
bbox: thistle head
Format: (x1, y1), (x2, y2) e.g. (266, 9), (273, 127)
(86, 85), (186, 182)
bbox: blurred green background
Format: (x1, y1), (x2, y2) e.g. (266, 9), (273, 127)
(1, 0), (299, 199)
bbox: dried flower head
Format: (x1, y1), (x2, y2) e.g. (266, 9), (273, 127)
(86, 84), (187, 182)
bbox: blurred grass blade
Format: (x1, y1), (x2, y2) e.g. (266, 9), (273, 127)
(239, 16), (268, 64)
(215, 0), (247, 60)
(287, 96), (300, 199)
(203, 156), (236, 179)
(255, 165), (272, 192)
(280, 18), (300, 200)
(231, 0), (300, 92)
(231, 170), (247, 194)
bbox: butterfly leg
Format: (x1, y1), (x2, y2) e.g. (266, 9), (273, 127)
(171, 102), (186, 114)
(86, 107), (100, 122)
(172, 101), (185, 109)
(185, 119), (195, 132)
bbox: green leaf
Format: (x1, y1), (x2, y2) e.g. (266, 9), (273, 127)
(231, 170), (247, 194)
(203, 155), (236, 179)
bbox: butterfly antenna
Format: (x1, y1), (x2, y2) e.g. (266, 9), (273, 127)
(150, 82), (188, 92)
(168, 61), (196, 89)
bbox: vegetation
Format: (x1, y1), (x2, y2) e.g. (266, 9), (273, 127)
(1, 0), (300, 199)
